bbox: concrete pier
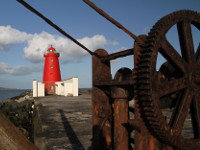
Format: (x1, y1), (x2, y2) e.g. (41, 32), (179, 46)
(33, 92), (92, 150)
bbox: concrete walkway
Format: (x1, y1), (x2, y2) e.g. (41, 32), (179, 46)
(33, 93), (92, 150)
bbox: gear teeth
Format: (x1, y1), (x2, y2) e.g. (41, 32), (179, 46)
(138, 90), (151, 96)
(137, 62), (150, 68)
(138, 85), (150, 90)
(137, 68), (150, 73)
(139, 96), (151, 101)
(135, 9), (200, 149)
(139, 58), (151, 63)
(142, 106), (154, 112)
(137, 80), (150, 84)
(137, 75), (149, 79)
(139, 53), (151, 59)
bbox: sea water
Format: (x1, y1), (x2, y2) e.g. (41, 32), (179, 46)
(0, 88), (91, 102)
(0, 89), (29, 101)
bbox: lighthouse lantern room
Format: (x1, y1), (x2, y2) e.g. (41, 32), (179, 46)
(43, 45), (61, 94)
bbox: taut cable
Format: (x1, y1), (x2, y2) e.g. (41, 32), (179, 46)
(83, 0), (142, 45)
(16, 0), (95, 56)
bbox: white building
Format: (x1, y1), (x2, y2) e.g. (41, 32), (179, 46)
(55, 77), (78, 96)
(33, 77), (78, 97)
(33, 80), (45, 97)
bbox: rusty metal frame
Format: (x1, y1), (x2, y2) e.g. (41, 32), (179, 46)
(92, 49), (112, 149)
(91, 35), (161, 149)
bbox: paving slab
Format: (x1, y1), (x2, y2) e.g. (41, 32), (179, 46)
(33, 93), (92, 150)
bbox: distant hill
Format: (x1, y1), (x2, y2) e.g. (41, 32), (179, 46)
(0, 87), (18, 90)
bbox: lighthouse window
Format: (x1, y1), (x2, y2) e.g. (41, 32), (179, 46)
(50, 58), (54, 62)
(50, 65), (54, 68)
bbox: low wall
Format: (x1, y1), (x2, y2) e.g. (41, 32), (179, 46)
(55, 77), (78, 96)
(33, 80), (45, 97)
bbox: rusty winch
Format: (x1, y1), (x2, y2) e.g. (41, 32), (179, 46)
(17, 0), (200, 149)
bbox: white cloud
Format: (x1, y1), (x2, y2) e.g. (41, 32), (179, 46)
(0, 62), (43, 76)
(0, 25), (115, 63)
(24, 32), (108, 63)
(0, 25), (32, 50)
(0, 25), (117, 76)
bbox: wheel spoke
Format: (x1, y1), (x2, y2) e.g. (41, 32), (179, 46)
(177, 21), (195, 64)
(190, 95), (200, 138)
(196, 42), (200, 62)
(155, 77), (188, 97)
(160, 39), (188, 73)
(169, 89), (193, 134)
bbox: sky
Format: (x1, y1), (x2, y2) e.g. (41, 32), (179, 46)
(0, 0), (199, 89)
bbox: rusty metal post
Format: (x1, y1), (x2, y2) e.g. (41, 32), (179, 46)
(92, 49), (112, 150)
(113, 96), (129, 150)
(111, 68), (132, 150)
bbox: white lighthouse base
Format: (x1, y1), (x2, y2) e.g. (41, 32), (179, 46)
(32, 77), (78, 97)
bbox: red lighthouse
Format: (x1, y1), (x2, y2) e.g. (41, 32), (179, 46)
(43, 45), (61, 94)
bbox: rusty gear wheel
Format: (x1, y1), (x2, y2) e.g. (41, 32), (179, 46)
(136, 10), (200, 149)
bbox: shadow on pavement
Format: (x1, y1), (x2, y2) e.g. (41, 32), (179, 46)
(59, 109), (85, 150)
